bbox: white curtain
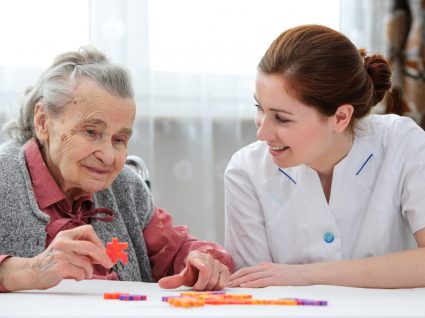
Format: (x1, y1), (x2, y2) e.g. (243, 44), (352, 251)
(340, 0), (390, 54)
(0, 0), (390, 244)
(88, 0), (347, 243)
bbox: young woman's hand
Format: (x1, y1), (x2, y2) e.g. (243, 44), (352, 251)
(227, 262), (310, 288)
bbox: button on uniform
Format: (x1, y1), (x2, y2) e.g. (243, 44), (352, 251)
(323, 231), (335, 243)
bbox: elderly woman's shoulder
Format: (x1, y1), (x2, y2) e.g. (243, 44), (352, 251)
(0, 141), (23, 167)
(112, 165), (150, 193)
(0, 142), (25, 193)
(0, 140), (22, 154)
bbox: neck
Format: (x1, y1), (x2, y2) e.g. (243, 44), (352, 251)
(65, 189), (91, 202)
(310, 131), (354, 179)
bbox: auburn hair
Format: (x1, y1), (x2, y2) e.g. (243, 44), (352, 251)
(258, 25), (392, 128)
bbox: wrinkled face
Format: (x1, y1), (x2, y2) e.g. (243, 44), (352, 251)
(34, 79), (136, 200)
(255, 72), (336, 170)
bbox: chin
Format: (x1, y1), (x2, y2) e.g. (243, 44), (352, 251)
(83, 181), (111, 194)
(273, 158), (298, 169)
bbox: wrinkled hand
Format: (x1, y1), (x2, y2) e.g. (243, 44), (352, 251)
(227, 262), (308, 288)
(158, 251), (230, 291)
(27, 224), (113, 290)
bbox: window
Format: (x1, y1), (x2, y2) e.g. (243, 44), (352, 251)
(0, 0), (89, 68)
(149, 0), (340, 75)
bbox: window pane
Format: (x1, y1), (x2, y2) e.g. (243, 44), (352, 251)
(149, 0), (340, 75)
(0, 0), (89, 68)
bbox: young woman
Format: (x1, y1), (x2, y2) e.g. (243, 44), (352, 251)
(225, 25), (425, 288)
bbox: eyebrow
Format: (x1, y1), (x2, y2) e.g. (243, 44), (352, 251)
(253, 94), (294, 115)
(84, 119), (133, 136)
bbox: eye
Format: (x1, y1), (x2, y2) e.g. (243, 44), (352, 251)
(85, 128), (97, 136)
(254, 104), (264, 112)
(114, 135), (129, 145)
(275, 114), (291, 124)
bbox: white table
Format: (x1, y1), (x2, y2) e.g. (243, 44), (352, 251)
(1, 279), (424, 318)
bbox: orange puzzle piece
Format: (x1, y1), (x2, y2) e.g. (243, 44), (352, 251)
(106, 238), (128, 264)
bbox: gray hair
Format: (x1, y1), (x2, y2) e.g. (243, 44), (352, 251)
(3, 46), (134, 143)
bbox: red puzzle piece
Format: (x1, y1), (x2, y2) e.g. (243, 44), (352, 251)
(106, 238), (128, 264)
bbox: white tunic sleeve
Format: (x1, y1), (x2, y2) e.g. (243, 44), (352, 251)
(224, 149), (273, 270)
(398, 118), (425, 233)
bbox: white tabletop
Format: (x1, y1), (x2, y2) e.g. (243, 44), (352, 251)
(0, 279), (424, 318)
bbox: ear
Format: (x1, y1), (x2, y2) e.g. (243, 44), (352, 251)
(33, 103), (49, 144)
(332, 104), (354, 133)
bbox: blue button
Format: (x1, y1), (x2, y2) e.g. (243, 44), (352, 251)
(324, 232), (335, 243)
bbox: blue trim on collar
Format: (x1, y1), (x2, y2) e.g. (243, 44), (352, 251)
(278, 168), (297, 184)
(356, 153), (373, 175)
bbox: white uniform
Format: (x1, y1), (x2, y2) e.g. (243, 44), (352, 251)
(224, 114), (425, 270)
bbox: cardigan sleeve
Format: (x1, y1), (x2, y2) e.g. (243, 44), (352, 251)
(0, 255), (11, 292)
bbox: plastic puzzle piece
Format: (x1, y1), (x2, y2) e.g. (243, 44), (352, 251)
(103, 292), (129, 299)
(106, 238), (128, 264)
(164, 292), (328, 308)
(119, 294), (147, 301)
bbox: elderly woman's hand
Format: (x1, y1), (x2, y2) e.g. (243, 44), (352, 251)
(158, 250), (230, 291)
(0, 225), (113, 291)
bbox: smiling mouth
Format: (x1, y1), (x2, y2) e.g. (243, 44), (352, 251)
(270, 145), (289, 151)
(85, 166), (112, 174)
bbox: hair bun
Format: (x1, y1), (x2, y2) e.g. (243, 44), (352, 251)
(360, 49), (392, 106)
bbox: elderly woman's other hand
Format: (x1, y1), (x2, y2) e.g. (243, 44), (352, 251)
(0, 225), (113, 291)
(158, 250), (230, 291)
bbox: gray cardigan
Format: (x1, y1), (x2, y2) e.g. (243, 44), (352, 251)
(0, 141), (154, 282)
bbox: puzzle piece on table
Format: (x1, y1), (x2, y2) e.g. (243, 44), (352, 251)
(104, 292), (128, 299)
(106, 238), (128, 264)
(163, 291), (328, 308)
(168, 297), (204, 308)
(119, 294), (147, 301)
(103, 293), (147, 301)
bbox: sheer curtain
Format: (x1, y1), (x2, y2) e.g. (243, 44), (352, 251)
(89, 0), (342, 243)
(1, 0), (390, 244)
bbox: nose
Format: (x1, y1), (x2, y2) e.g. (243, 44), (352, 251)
(95, 140), (115, 166)
(256, 117), (273, 141)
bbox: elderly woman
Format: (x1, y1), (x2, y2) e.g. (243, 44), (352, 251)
(0, 47), (233, 292)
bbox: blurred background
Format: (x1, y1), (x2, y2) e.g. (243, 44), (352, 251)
(0, 0), (423, 244)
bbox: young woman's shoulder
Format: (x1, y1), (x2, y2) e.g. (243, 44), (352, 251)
(366, 114), (423, 139)
(363, 114), (425, 158)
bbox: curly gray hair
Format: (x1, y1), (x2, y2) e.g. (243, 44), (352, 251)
(3, 46), (134, 143)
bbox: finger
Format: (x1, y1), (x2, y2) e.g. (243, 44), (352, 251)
(229, 266), (260, 281)
(228, 267), (260, 286)
(186, 252), (207, 269)
(192, 263), (211, 291)
(240, 277), (274, 288)
(66, 254), (94, 279)
(213, 267), (230, 291)
(54, 240), (112, 268)
(59, 225), (105, 250)
(60, 261), (89, 281)
(158, 274), (184, 289)
(228, 268), (270, 287)
(182, 252), (209, 290)
(70, 241), (111, 267)
(204, 261), (221, 291)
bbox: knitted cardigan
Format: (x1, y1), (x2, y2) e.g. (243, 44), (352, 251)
(0, 141), (154, 282)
